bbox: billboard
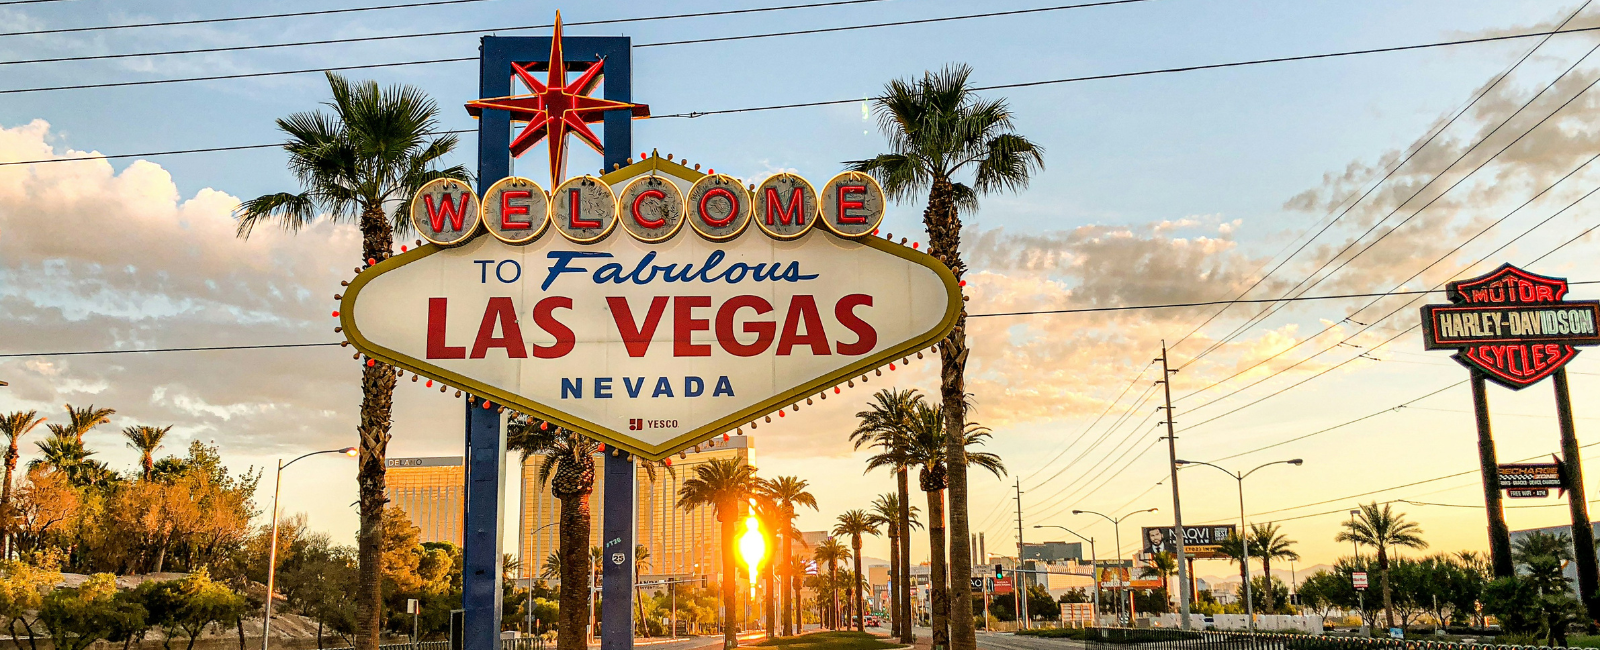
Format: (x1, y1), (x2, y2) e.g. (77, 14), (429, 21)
(1500, 461), (1565, 498)
(1142, 525), (1237, 559)
(1421, 264), (1600, 389)
(1060, 602), (1094, 624)
(1096, 567), (1162, 590)
(340, 161), (961, 460)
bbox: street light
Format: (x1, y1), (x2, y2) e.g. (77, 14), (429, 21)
(1034, 524), (1099, 619)
(1071, 508), (1156, 625)
(524, 521), (558, 636)
(263, 447), (356, 650)
(1173, 458), (1303, 633)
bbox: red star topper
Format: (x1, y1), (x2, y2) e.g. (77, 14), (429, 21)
(465, 11), (649, 186)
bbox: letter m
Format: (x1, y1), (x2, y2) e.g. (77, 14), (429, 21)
(423, 193), (472, 232)
(764, 187), (805, 226)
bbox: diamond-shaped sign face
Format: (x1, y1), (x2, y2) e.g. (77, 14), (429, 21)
(341, 158), (957, 460)
(1421, 263), (1600, 390)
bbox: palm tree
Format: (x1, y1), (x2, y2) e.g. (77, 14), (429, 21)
(1249, 522), (1300, 613)
(813, 537), (851, 630)
(869, 493), (921, 639)
(1335, 501), (1427, 629)
(61, 404), (114, 443)
(0, 411), (44, 557)
(677, 457), (762, 650)
(507, 417), (599, 650)
(783, 554), (809, 633)
(850, 64), (1043, 650)
(32, 428), (92, 476)
(121, 425), (171, 480)
(900, 401), (1005, 647)
(833, 510), (879, 632)
(853, 388), (922, 643)
(761, 476), (817, 636)
(235, 71), (467, 650)
(1140, 552), (1180, 610)
(750, 495), (784, 639)
(635, 544), (653, 636)
(540, 552), (562, 582)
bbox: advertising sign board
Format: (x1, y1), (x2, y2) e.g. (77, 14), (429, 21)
(1352, 572), (1368, 590)
(1142, 525), (1237, 559)
(1420, 264), (1600, 389)
(1060, 602), (1094, 624)
(1096, 567), (1162, 590)
(341, 161), (961, 459)
(1500, 461), (1564, 498)
(993, 576), (1013, 595)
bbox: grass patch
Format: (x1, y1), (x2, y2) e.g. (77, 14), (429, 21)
(753, 631), (904, 650)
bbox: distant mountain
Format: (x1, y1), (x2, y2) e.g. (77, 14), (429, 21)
(1195, 564), (1335, 588)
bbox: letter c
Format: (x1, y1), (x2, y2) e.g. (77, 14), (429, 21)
(632, 189), (668, 228)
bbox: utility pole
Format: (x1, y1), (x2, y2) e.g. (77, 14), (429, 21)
(1157, 342), (1193, 630)
(1013, 479), (1028, 630)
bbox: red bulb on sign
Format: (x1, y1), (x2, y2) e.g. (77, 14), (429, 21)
(368, 258), (376, 266)
(912, 242), (919, 249)
(426, 380), (433, 387)
(401, 245), (408, 252)
(366, 359), (376, 367)
(597, 443), (606, 452)
(959, 280), (966, 287)
(482, 400), (492, 409)
(332, 311), (340, 317)
(834, 387), (841, 394)
(664, 459), (672, 467)
(541, 421), (549, 430)
(723, 433), (730, 441)
(890, 363), (896, 370)
(778, 410), (785, 417)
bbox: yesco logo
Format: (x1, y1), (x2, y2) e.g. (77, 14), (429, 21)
(339, 156), (961, 459)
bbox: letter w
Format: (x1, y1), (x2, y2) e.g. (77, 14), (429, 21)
(608, 296), (670, 357)
(764, 187), (805, 226)
(424, 193), (472, 232)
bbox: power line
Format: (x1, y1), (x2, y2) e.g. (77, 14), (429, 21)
(1204, 381), (1466, 464)
(0, 342), (341, 358)
(1178, 28), (1600, 377)
(1164, 0), (1594, 356)
(0, 0), (514, 37)
(0, 0), (1152, 67)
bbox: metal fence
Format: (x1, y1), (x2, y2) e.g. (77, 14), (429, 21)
(1019, 628), (1581, 650)
(325, 639), (541, 650)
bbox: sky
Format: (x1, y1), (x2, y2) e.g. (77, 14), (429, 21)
(3, 0), (1600, 582)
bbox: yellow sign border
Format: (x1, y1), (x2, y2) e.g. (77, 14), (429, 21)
(339, 230), (962, 461)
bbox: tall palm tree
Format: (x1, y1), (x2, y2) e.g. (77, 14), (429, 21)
(813, 537), (851, 630)
(750, 495), (784, 640)
(235, 71), (467, 650)
(61, 404), (114, 443)
(677, 457), (762, 650)
(635, 544), (653, 637)
(761, 476), (817, 637)
(783, 554), (808, 633)
(853, 388), (922, 643)
(32, 427), (93, 477)
(1140, 552), (1179, 610)
(1215, 532), (1253, 599)
(1335, 501), (1427, 629)
(833, 510), (879, 632)
(869, 493), (921, 639)
(121, 425), (171, 480)
(508, 417), (599, 650)
(850, 64), (1043, 650)
(901, 402), (1005, 648)
(1249, 522), (1299, 613)
(0, 411), (44, 558)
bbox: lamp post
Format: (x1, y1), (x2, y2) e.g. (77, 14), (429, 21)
(1173, 458), (1303, 633)
(1034, 525), (1099, 621)
(522, 521), (558, 636)
(1071, 508), (1155, 626)
(263, 447), (356, 650)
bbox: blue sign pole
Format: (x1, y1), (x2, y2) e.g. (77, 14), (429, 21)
(470, 32), (636, 650)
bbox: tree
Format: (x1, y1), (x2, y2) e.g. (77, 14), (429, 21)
(853, 388), (922, 644)
(1248, 522), (1299, 613)
(833, 510), (878, 632)
(37, 574), (146, 650)
(900, 401), (1005, 648)
(140, 569), (249, 650)
(1335, 501), (1427, 629)
(760, 476), (816, 637)
(121, 425), (170, 480)
(1482, 536), (1586, 648)
(1026, 584), (1057, 621)
(0, 555), (62, 650)
(850, 64), (1044, 650)
(1140, 552), (1179, 609)
(813, 538), (850, 629)
(507, 417), (597, 650)
(0, 412), (45, 557)
(634, 544), (652, 637)
(1214, 532), (1252, 601)
(869, 493), (920, 639)
(676, 457), (761, 649)
(235, 71), (468, 650)
(61, 404), (114, 443)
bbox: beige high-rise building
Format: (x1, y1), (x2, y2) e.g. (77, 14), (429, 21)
(518, 435), (754, 583)
(384, 456), (465, 545)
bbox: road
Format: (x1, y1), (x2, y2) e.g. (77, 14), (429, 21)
(974, 632), (1086, 650)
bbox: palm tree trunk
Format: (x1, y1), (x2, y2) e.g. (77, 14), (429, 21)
(829, 561), (839, 630)
(1, 443), (16, 559)
(926, 488), (949, 650)
(852, 537), (865, 632)
(888, 528), (900, 638)
(1260, 556), (1273, 613)
(782, 534), (794, 636)
(354, 205), (397, 650)
(142, 451), (154, 480)
(764, 558), (776, 639)
(557, 493), (592, 650)
(897, 469), (913, 643)
(721, 515), (738, 649)
(1379, 548), (1394, 629)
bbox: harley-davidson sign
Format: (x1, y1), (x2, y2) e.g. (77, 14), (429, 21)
(339, 156), (961, 460)
(1421, 264), (1600, 389)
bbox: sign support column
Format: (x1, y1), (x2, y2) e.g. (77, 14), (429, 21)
(1471, 372), (1514, 578)
(602, 452), (637, 650)
(1555, 369), (1599, 624)
(463, 398), (505, 650)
